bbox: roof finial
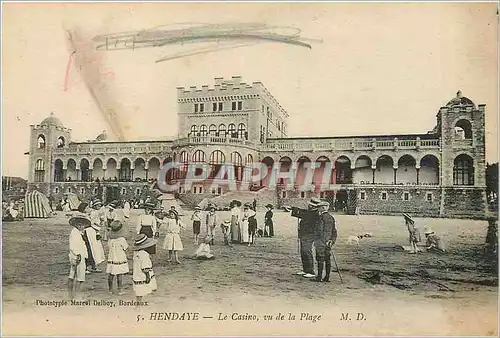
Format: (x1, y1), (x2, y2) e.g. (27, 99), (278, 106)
(50, 111), (55, 116)
(456, 90), (462, 98)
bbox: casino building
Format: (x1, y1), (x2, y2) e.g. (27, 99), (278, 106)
(26, 76), (487, 218)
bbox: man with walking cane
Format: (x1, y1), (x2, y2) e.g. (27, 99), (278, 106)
(295, 198), (321, 279)
(312, 201), (339, 283)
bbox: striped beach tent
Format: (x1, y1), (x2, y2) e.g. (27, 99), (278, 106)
(24, 190), (52, 218)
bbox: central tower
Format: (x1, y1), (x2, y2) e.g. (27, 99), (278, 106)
(176, 76), (289, 145)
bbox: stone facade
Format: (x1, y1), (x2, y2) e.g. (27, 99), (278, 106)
(26, 79), (487, 218)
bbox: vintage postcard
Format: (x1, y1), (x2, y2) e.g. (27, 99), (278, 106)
(1, 1), (498, 336)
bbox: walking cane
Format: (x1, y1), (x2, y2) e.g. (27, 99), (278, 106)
(330, 249), (344, 285)
(296, 218), (301, 255)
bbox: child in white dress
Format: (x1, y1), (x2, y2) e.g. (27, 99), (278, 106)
(162, 210), (184, 264)
(106, 220), (129, 295)
(194, 235), (215, 260)
(133, 234), (157, 304)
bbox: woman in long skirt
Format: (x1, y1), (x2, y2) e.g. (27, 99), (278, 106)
(230, 201), (242, 243)
(240, 204), (252, 244)
(136, 202), (158, 254)
(264, 204), (274, 237)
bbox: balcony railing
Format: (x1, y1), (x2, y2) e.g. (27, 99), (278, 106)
(261, 137), (440, 152)
(453, 139), (473, 148)
(173, 136), (254, 148)
(52, 142), (171, 155)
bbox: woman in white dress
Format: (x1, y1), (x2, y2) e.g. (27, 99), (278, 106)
(162, 210), (184, 264)
(123, 200), (131, 219)
(83, 221), (106, 272)
(240, 204), (251, 244)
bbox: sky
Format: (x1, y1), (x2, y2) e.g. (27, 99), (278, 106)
(2, 2), (498, 179)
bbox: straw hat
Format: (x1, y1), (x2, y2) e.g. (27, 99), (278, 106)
(134, 234), (157, 251)
(69, 212), (91, 228)
(109, 220), (126, 239)
(195, 206), (202, 210)
(144, 201), (156, 210)
(265, 204), (274, 209)
(308, 197), (321, 208)
(90, 222), (101, 231)
(403, 213), (414, 224)
(231, 200), (242, 207)
(92, 199), (103, 209)
(223, 220), (231, 224)
(424, 227), (434, 235)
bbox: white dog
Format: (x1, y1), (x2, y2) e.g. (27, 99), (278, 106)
(346, 233), (374, 245)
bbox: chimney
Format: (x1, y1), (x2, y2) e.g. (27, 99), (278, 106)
(232, 76), (242, 85)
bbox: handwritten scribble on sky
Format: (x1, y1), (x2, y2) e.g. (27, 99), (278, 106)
(91, 23), (321, 62)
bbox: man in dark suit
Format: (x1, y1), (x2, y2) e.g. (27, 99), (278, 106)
(297, 198), (321, 278)
(312, 201), (337, 282)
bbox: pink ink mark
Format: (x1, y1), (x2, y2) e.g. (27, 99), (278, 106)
(63, 51), (76, 91)
(100, 70), (115, 79)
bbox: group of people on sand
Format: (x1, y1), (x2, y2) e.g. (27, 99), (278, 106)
(190, 200), (275, 248)
(67, 197), (220, 302)
(67, 199), (157, 303)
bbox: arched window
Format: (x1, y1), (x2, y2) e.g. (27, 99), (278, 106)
(80, 159), (91, 182)
(190, 125), (198, 136)
(237, 123), (247, 139)
(455, 119), (473, 140)
(209, 150), (225, 164)
(231, 152), (242, 166)
(209, 151), (225, 179)
(192, 150), (206, 163)
(56, 136), (65, 148)
(34, 159), (45, 182)
(245, 154), (253, 165)
(179, 151), (189, 179)
(54, 159), (64, 182)
(180, 151), (189, 164)
(37, 135), (46, 149)
(119, 158), (132, 182)
(209, 124), (217, 136)
(228, 124), (236, 138)
(231, 152), (243, 181)
(200, 125), (208, 137)
(219, 124), (226, 136)
(453, 154), (474, 185)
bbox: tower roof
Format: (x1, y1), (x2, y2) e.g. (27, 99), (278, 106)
(446, 90), (475, 108)
(40, 112), (64, 128)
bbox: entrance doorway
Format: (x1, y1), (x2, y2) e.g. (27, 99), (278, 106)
(334, 190), (348, 212)
(346, 189), (358, 215)
(105, 186), (120, 204)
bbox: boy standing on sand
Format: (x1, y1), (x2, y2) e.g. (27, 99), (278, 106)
(68, 213), (90, 299)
